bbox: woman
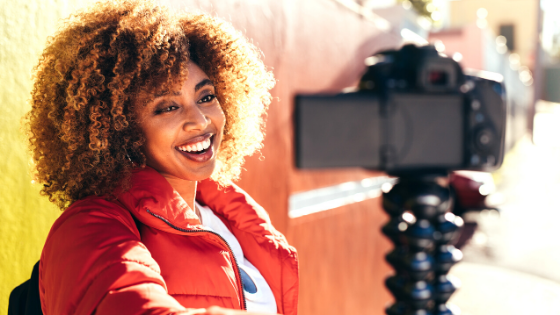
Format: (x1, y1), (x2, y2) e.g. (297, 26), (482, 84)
(25, 1), (298, 314)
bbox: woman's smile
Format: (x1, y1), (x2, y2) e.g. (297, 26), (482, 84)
(175, 133), (215, 162)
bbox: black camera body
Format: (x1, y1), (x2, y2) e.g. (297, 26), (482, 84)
(295, 44), (506, 174)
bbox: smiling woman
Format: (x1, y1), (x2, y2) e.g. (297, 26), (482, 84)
(136, 63), (226, 210)
(21, 1), (298, 314)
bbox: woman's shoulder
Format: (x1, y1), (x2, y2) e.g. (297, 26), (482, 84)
(69, 195), (137, 224)
(196, 179), (272, 229)
(47, 195), (140, 246)
(39, 196), (167, 315)
(197, 180), (297, 255)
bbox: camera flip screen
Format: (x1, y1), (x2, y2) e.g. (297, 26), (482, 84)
(295, 93), (464, 171)
(295, 93), (381, 169)
(389, 94), (463, 170)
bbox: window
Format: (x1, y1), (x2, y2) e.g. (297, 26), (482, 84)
(500, 24), (515, 51)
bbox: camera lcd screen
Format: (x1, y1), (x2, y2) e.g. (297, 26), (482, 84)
(295, 93), (381, 169)
(294, 93), (464, 171)
(388, 94), (464, 170)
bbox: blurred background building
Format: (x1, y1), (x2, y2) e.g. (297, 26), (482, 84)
(2, 0), (560, 314)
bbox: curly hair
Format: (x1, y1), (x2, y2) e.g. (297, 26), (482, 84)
(25, 0), (275, 209)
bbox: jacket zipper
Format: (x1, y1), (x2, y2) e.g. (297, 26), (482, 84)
(146, 209), (247, 310)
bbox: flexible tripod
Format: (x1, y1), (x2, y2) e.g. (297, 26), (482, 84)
(382, 173), (464, 315)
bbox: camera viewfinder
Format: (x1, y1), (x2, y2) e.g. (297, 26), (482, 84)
(429, 71), (448, 86)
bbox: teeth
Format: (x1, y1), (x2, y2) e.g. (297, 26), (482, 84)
(202, 138), (211, 149)
(177, 138), (212, 153)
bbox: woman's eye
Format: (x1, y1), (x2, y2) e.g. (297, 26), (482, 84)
(155, 105), (178, 114)
(198, 94), (216, 103)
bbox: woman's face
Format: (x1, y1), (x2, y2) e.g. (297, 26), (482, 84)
(135, 62), (225, 182)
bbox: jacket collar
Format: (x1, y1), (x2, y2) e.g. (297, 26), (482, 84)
(116, 166), (204, 234)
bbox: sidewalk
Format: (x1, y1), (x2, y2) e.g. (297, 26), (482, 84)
(450, 262), (560, 314)
(448, 108), (560, 314)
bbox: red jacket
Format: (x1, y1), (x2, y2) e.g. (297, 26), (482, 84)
(39, 167), (299, 315)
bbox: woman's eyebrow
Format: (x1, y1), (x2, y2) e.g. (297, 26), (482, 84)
(152, 79), (213, 99)
(195, 79), (214, 92)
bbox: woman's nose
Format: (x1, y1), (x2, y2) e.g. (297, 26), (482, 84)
(183, 104), (209, 131)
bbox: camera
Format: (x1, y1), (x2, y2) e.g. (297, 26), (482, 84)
(294, 44), (506, 174)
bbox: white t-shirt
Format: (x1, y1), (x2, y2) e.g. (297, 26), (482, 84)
(196, 202), (278, 314)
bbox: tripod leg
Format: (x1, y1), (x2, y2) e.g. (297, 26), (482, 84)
(382, 174), (464, 315)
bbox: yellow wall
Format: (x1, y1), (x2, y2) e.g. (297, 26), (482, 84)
(0, 0), (84, 312)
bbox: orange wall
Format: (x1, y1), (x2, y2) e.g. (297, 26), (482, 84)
(164, 1), (401, 314)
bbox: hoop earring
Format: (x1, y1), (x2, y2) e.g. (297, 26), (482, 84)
(124, 149), (133, 164)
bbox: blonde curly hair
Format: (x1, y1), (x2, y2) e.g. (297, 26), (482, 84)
(25, 0), (275, 209)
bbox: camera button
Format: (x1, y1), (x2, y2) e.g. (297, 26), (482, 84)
(480, 133), (491, 145)
(476, 129), (494, 149)
(475, 113), (484, 123)
(471, 99), (481, 110)
(471, 154), (480, 165)
(461, 80), (476, 93)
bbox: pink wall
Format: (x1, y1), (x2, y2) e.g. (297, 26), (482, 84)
(429, 23), (485, 70)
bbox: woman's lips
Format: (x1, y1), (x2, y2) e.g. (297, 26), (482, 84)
(175, 135), (215, 162)
(176, 137), (211, 152)
(176, 133), (213, 149)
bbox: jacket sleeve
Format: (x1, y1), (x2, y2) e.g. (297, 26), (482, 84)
(39, 199), (193, 315)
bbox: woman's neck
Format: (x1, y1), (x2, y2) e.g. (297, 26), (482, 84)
(161, 175), (197, 211)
